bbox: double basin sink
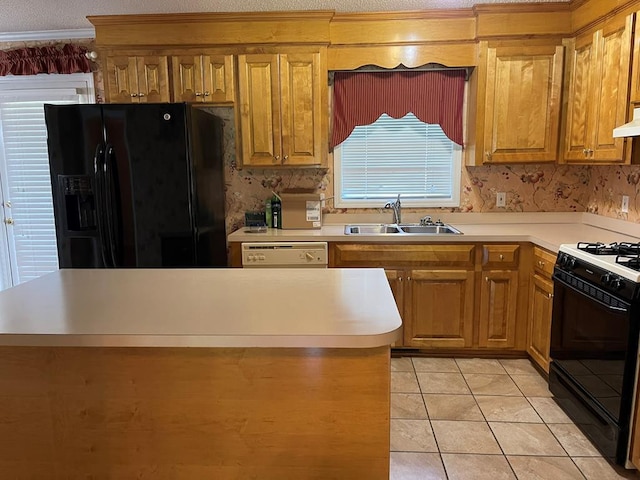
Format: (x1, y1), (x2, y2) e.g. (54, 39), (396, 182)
(344, 223), (462, 235)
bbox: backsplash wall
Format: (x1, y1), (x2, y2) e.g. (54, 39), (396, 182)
(210, 107), (640, 232)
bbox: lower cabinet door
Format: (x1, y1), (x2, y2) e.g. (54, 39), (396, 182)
(478, 269), (519, 349)
(404, 269), (474, 348)
(527, 274), (554, 372)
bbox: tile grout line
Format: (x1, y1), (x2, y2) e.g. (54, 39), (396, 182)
(412, 357), (450, 480)
(457, 359), (523, 479)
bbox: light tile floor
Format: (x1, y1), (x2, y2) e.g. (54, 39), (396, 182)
(390, 357), (639, 480)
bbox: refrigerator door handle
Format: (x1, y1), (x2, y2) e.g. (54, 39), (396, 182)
(104, 144), (120, 267)
(93, 144), (111, 267)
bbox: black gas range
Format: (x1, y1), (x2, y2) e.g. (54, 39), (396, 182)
(550, 241), (640, 466)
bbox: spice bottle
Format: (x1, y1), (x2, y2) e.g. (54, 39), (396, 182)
(271, 195), (282, 229)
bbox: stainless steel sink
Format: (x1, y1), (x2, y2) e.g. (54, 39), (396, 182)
(398, 224), (462, 235)
(344, 224), (402, 234)
(343, 223), (462, 235)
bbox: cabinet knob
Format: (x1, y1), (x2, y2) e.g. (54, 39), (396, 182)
(195, 92), (202, 97)
(284, 155), (289, 161)
(398, 277), (403, 282)
(548, 293), (554, 299)
(407, 276), (411, 282)
(274, 155), (280, 161)
(138, 93), (145, 97)
(485, 276), (489, 282)
(485, 151), (492, 161)
(130, 93), (138, 97)
(499, 254), (504, 260)
(204, 91), (210, 97)
(538, 260), (545, 267)
(583, 148), (588, 155)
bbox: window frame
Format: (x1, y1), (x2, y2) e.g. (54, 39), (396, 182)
(0, 73), (94, 289)
(333, 114), (463, 209)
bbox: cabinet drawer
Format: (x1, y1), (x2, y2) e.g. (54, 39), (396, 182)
(533, 247), (556, 278)
(331, 244), (476, 268)
(482, 244), (520, 268)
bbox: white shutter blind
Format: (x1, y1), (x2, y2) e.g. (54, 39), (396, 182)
(0, 96), (76, 285)
(335, 113), (461, 208)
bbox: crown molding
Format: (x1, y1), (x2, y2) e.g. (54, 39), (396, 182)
(0, 28), (94, 43)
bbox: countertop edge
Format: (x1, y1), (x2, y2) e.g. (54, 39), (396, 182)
(0, 328), (402, 349)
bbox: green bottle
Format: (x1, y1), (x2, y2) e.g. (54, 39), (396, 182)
(265, 198), (272, 228)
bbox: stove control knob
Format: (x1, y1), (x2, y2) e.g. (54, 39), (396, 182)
(601, 273), (613, 286)
(611, 277), (625, 291)
(557, 253), (567, 267)
(566, 257), (577, 269)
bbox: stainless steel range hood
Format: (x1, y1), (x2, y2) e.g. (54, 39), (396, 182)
(613, 107), (640, 137)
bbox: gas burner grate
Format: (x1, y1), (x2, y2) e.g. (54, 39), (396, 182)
(577, 242), (640, 256)
(617, 255), (640, 272)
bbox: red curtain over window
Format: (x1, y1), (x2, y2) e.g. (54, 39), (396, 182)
(0, 44), (91, 76)
(331, 69), (465, 148)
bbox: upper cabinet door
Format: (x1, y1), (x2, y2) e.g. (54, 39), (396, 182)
(172, 55), (204, 102)
(562, 13), (633, 164)
(172, 54), (235, 103)
(481, 43), (564, 164)
(105, 55), (170, 104)
(591, 19), (632, 162)
(279, 52), (325, 166)
(238, 54), (282, 166)
(201, 54), (235, 103)
(105, 56), (139, 103)
(562, 37), (594, 162)
(135, 56), (170, 103)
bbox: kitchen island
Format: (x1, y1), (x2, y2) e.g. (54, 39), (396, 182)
(0, 268), (401, 479)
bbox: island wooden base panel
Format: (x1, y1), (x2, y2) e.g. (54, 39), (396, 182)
(0, 346), (391, 479)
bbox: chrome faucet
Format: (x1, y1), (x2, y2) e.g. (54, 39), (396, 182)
(384, 194), (402, 224)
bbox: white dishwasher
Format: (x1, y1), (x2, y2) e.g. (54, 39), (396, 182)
(241, 242), (328, 268)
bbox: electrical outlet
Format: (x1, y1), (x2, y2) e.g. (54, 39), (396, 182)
(496, 192), (506, 208)
(622, 195), (629, 213)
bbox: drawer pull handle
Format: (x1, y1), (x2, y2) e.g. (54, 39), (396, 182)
(499, 254), (504, 260)
(485, 276), (489, 282)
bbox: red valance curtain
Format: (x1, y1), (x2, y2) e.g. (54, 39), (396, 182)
(331, 69), (466, 148)
(0, 44), (91, 76)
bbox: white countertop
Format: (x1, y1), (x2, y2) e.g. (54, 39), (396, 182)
(0, 268), (402, 348)
(228, 213), (640, 252)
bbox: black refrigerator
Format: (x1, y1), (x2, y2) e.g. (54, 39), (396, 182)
(44, 103), (227, 268)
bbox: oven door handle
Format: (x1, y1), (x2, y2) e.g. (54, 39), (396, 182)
(553, 275), (630, 314)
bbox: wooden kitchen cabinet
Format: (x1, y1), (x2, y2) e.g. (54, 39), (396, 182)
(330, 243), (476, 350)
(237, 49), (327, 167)
(172, 53), (234, 103)
(527, 247), (556, 372)
(405, 269), (475, 348)
(478, 245), (520, 349)
(561, 13), (633, 164)
(105, 55), (170, 103)
(468, 41), (564, 165)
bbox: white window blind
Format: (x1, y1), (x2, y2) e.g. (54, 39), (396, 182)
(334, 113), (461, 208)
(0, 74), (94, 290)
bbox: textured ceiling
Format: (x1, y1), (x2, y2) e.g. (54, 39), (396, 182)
(2, 0), (570, 35)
